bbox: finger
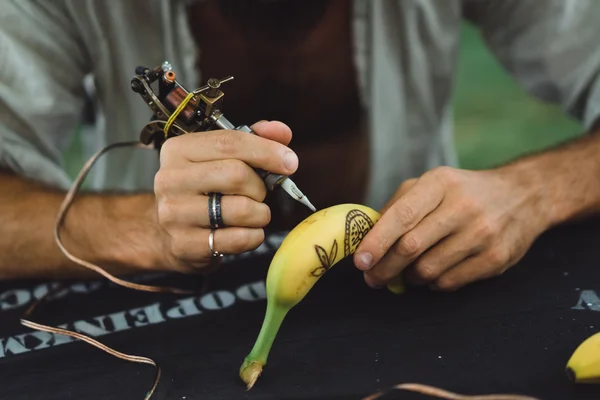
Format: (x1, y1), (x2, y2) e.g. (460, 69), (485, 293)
(430, 250), (508, 292)
(354, 174), (445, 271)
(168, 227), (265, 263)
(362, 206), (455, 288)
(250, 120), (293, 146)
(380, 178), (417, 214)
(154, 159), (268, 202)
(158, 194), (271, 229)
(403, 229), (484, 286)
(160, 125), (298, 175)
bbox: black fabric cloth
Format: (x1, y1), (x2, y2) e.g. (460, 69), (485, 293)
(1, 218), (600, 400)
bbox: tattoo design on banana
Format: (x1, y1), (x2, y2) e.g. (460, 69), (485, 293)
(344, 209), (375, 256)
(311, 209), (375, 277)
(311, 240), (338, 277)
(240, 204), (405, 390)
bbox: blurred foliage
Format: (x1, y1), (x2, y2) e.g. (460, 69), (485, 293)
(453, 23), (581, 170)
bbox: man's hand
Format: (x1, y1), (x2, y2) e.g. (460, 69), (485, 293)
(154, 120), (298, 272)
(0, 120), (296, 281)
(353, 166), (550, 291)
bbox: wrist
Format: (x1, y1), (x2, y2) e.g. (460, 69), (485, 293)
(107, 194), (168, 271)
(495, 159), (554, 233)
(67, 192), (165, 273)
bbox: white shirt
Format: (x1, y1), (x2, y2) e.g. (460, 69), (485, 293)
(1, 0), (599, 209)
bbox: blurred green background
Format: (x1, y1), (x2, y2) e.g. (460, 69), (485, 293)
(65, 22), (583, 176)
(452, 23), (581, 170)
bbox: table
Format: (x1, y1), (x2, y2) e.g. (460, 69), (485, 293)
(1, 218), (600, 400)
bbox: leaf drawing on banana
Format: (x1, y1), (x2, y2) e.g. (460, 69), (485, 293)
(311, 239), (338, 277)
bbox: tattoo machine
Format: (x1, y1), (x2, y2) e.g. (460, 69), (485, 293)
(130, 61), (316, 212)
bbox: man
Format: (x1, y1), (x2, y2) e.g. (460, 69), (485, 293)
(1, 0), (599, 292)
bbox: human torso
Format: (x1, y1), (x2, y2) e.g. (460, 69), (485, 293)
(188, 0), (369, 229)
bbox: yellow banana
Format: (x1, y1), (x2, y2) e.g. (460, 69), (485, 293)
(239, 203), (405, 389)
(566, 331), (600, 384)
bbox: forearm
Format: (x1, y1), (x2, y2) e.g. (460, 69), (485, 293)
(500, 122), (600, 228)
(0, 170), (163, 280)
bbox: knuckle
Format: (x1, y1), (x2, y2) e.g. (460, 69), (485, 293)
(249, 229), (265, 251)
(233, 229), (264, 252)
(153, 170), (170, 193)
(159, 137), (181, 164)
(231, 229), (253, 252)
(431, 165), (459, 186)
(259, 204), (272, 226)
(214, 131), (240, 155)
(392, 203), (416, 227)
(225, 159), (251, 188)
(236, 196), (255, 221)
(476, 218), (498, 240)
(435, 277), (459, 292)
(413, 260), (439, 282)
(156, 198), (177, 225)
(394, 234), (421, 258)
(255, 184), (268, 203)
(487, 247), (509, 266)
(169, 236), (188, 259)
(461, 196), (482, 216)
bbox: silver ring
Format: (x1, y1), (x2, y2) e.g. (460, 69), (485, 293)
(208, 229), (224, 258)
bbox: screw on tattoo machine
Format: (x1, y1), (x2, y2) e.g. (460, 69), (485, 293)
(130, 61), (316, 212)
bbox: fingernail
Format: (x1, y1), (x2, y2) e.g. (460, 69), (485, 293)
(364, 273), (383, 289)
(283, 151), (298, 171)
(355, 252), (373, 270)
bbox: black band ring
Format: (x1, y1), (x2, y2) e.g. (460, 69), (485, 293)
(208, 192), (223, 229)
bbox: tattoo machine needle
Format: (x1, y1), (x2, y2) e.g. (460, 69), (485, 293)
(130, 62), (317, 213)
(211, 118), (317, 213)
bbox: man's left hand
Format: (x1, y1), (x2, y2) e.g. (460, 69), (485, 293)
(353, 166), (549, 291)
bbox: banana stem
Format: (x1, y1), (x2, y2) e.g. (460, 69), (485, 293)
(240, 301), (289, 390)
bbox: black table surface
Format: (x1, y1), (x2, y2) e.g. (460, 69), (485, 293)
(1, 218), (600, 400)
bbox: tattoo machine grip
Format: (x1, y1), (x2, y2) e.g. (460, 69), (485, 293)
(211, 114), (315, 212)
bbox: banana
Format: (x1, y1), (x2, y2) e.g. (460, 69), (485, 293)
(566, 331), (600, 384)
(239, 203), (405, 389)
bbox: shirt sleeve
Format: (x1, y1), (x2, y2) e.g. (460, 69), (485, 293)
(463, 0), (600, 131)
(0, 1), (90, 189)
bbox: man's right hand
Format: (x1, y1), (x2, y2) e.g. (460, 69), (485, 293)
(153, 120), (299, 272)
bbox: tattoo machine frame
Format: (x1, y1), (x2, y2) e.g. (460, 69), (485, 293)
(130, 62), (315, 211)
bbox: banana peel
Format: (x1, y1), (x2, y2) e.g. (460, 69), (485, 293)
(566, 331), (600, 384)
(240, 204), (405, 389)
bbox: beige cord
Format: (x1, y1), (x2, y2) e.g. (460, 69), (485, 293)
(20, 284), (161, 400)
(362, 383), (540, 400)
(19, 132), (209, 399)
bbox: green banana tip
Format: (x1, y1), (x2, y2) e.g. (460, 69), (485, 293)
(240, 358), (264, 390)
